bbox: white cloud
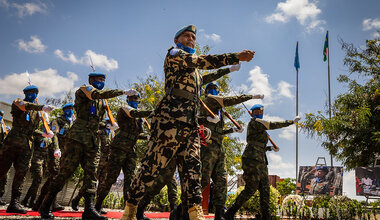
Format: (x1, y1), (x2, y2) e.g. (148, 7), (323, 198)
(267, 153), (295, 178)
(239, 66), (294, 107)
(0, 0), (47, 18)
(146, 65), (153, 74)
(362, 18), (380, 31)
(0, 69), (79, 97)
(54, 49), (118, 71)
(373, 32), (380, 38)
(17, 35), (46, 54)
(198, 29), (222, 44)
(265, 0), (325, 32)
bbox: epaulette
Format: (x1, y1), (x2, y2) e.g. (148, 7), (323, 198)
(207, 95), (224, 108)
(255, 118), (270, 130)
(122, 105), (134, 118)
(13, 98), (26, 111)
(80, 85), (96, 100)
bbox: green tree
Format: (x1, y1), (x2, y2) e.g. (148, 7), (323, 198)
(301, 38), (380, 169)
(276, 178), (296, 197)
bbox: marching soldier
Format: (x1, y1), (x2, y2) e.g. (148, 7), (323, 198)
(0, 85), (54, 214)
(71, 117), (113, 212)
(39, 72), (137, 220)
(225, 104), (300, 220)
(95, 93), (151, 214)
(198, 82), (263, 219)
(122, 24), (255, 220)
(0, 110), (9, 205)
(32, 103), (73, 211)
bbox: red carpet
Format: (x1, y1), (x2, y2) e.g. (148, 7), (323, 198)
(0, 210), (214, 218)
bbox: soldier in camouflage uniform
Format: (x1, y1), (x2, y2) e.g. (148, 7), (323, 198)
(136, 159), (178, 220)
(32, 103), (73, 212)
(0, 85), (54, 214)
(21, 136), (50, 208)
(39, 72), (137, 220)
(197, 82), (263, 220)
(306, 166), (331, 195)
(95, 93), (151, 214)
(0, 110), (9, 205)
(122, 24), (255, 220)
(71, 117), (113, 212)
(225, 104), (300, 220)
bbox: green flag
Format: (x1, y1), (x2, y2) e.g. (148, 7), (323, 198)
(323, 31), (328, 62)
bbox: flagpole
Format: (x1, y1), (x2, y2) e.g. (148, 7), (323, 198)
(295, 41), (299, 182)
(327, 30), (333, 167)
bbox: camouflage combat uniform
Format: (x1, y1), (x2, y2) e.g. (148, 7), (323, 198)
(97, 123), (113, 186)
(0, 99), (43, 208)
(40, 85), (124, 210)
(198, 94), (253, 209)
(126, 47), (240, 210)
(22, 136), (53, 207)
(0, 120), (9, 204)
(95, 106), (151, 210)
(309, 177), (330, 195)
(226, 118), (294, 219)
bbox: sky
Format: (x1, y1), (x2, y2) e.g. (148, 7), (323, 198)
(0, 0), (379, 200)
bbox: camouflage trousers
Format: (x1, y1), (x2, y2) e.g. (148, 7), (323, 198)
(97, 143), (110, 185)
(127, 116), (202, 209)
(23, 147), (47, 204)
(0, 174), (7, 198)
(142, 159), (178, 210)
(200, 140), (227, 207)
(96, 144), (137, 204)
(232, 161), (270, 217)
(0, 135), (33, 201)
(47, 138), (100, 196)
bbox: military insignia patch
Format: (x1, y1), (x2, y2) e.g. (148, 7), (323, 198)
(51, 126), (56, 131)
(86, 86), (93, 91)
(19, 101), (24, 106)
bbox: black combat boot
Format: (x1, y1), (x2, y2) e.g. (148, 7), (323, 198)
(214, 206), (226, 220)
(224, 203), (239, 220)
(136, 199), (150, 220)
(82, 192), (107, 220)
(0, 198), (6, 206)
(32, 195), (43, 211)
(95, 200), (107, 214)
(52, 197), (64, 212)
(39, 193), (56, 219)
(71, 193), (82, 211)
(28, 194), (36, 208)
(6, 197), (27, 214)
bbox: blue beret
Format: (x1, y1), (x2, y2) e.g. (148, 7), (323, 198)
(23, 85), (39, 92)
(88, 72), (106, 78)
(251, 104), (264, 111)
(62, 103), (74, 109)
(205, 82), (218, 91)
(0, 110), (4, 115)
(317, 166), (329, 173)
(174, 25), (197, 39)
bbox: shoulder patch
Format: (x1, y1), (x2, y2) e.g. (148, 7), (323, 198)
(13, 98), (26, 111)
(122, 106), (133, 118)
(51, 125), (56, 131)
(207, 95), (224, 108)
(255, 118), (270, 130)
(80, 85), (95, 100)
(169, 48), (179, 56)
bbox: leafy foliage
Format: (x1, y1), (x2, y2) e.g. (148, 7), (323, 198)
(276, 178), (296, 197)
(301, 38), (380, 169)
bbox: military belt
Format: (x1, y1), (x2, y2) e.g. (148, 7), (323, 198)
(166, 88), (196, 101)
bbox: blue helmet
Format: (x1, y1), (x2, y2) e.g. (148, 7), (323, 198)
(23, 85), (39, 93)
(316, 166), (329, 174)
(88, 72), (106, 78)
(62, 103), (74, 109)
(250, 104), (264, 119)
(205, 82), (219, 95)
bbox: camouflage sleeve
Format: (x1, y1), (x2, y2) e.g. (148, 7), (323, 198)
(129, 110), (152, 118)
(50, 119), (59, 135)
(223, 128), (234, 135)
(24, 102), (44, 111)
(91, 89), (124, 99)
(202, 68), (231, 84)
(269, 120), (294, 130)
(50, 134), (59, 151)
(173, 50), (239, 70)
(223, 94), (253, 107)
(33, 128), (44, 136)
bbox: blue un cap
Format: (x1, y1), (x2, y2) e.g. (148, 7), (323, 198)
(23, 85), (39, 93)
(174, 25), (197, 39)
(88, 72), (106, 78)
(62, 103), (74, 109)
(250, 104), (263, 111)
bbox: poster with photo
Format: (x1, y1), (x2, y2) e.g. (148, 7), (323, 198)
(355, 167), (380, 196)
(296, 166), (343, 196)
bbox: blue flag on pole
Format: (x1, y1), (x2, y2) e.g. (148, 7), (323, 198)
(294, 41), (300, 70)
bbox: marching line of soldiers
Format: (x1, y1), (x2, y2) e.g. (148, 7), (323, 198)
(0, 24), (301, 220)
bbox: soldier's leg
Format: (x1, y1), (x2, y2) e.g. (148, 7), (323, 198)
(22, 154), (44, 207)
(176, 126), (203, 219)
(259, 165), (270, 219)
(167, 175), (178, 210)
(39, 139), (82, 218)
(200, 143), (218, 190)
(121, 148), (137, 201)
(97, 144), (109, 183)
(211, 149), (227, 219)
(81, 139), (106, 220)
(0, 173), (8, 205)
(123, 117), (181, 220)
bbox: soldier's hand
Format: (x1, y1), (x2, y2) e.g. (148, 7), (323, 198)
(237, 50), (255, 62)
(106, 122), (119, 131)
(233, 127), (244, 133)
(123, 89), (138, 96)
(42, 131), (54, 138)
(207, 115), (220, 124)
(54, 149), (61, 158)
(229, 63), (241, 72)
(294, 115), (301, 123)
(271, 146), (280, 152)
(252, 94), (264, 99)
(42, 105), (55, 113)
